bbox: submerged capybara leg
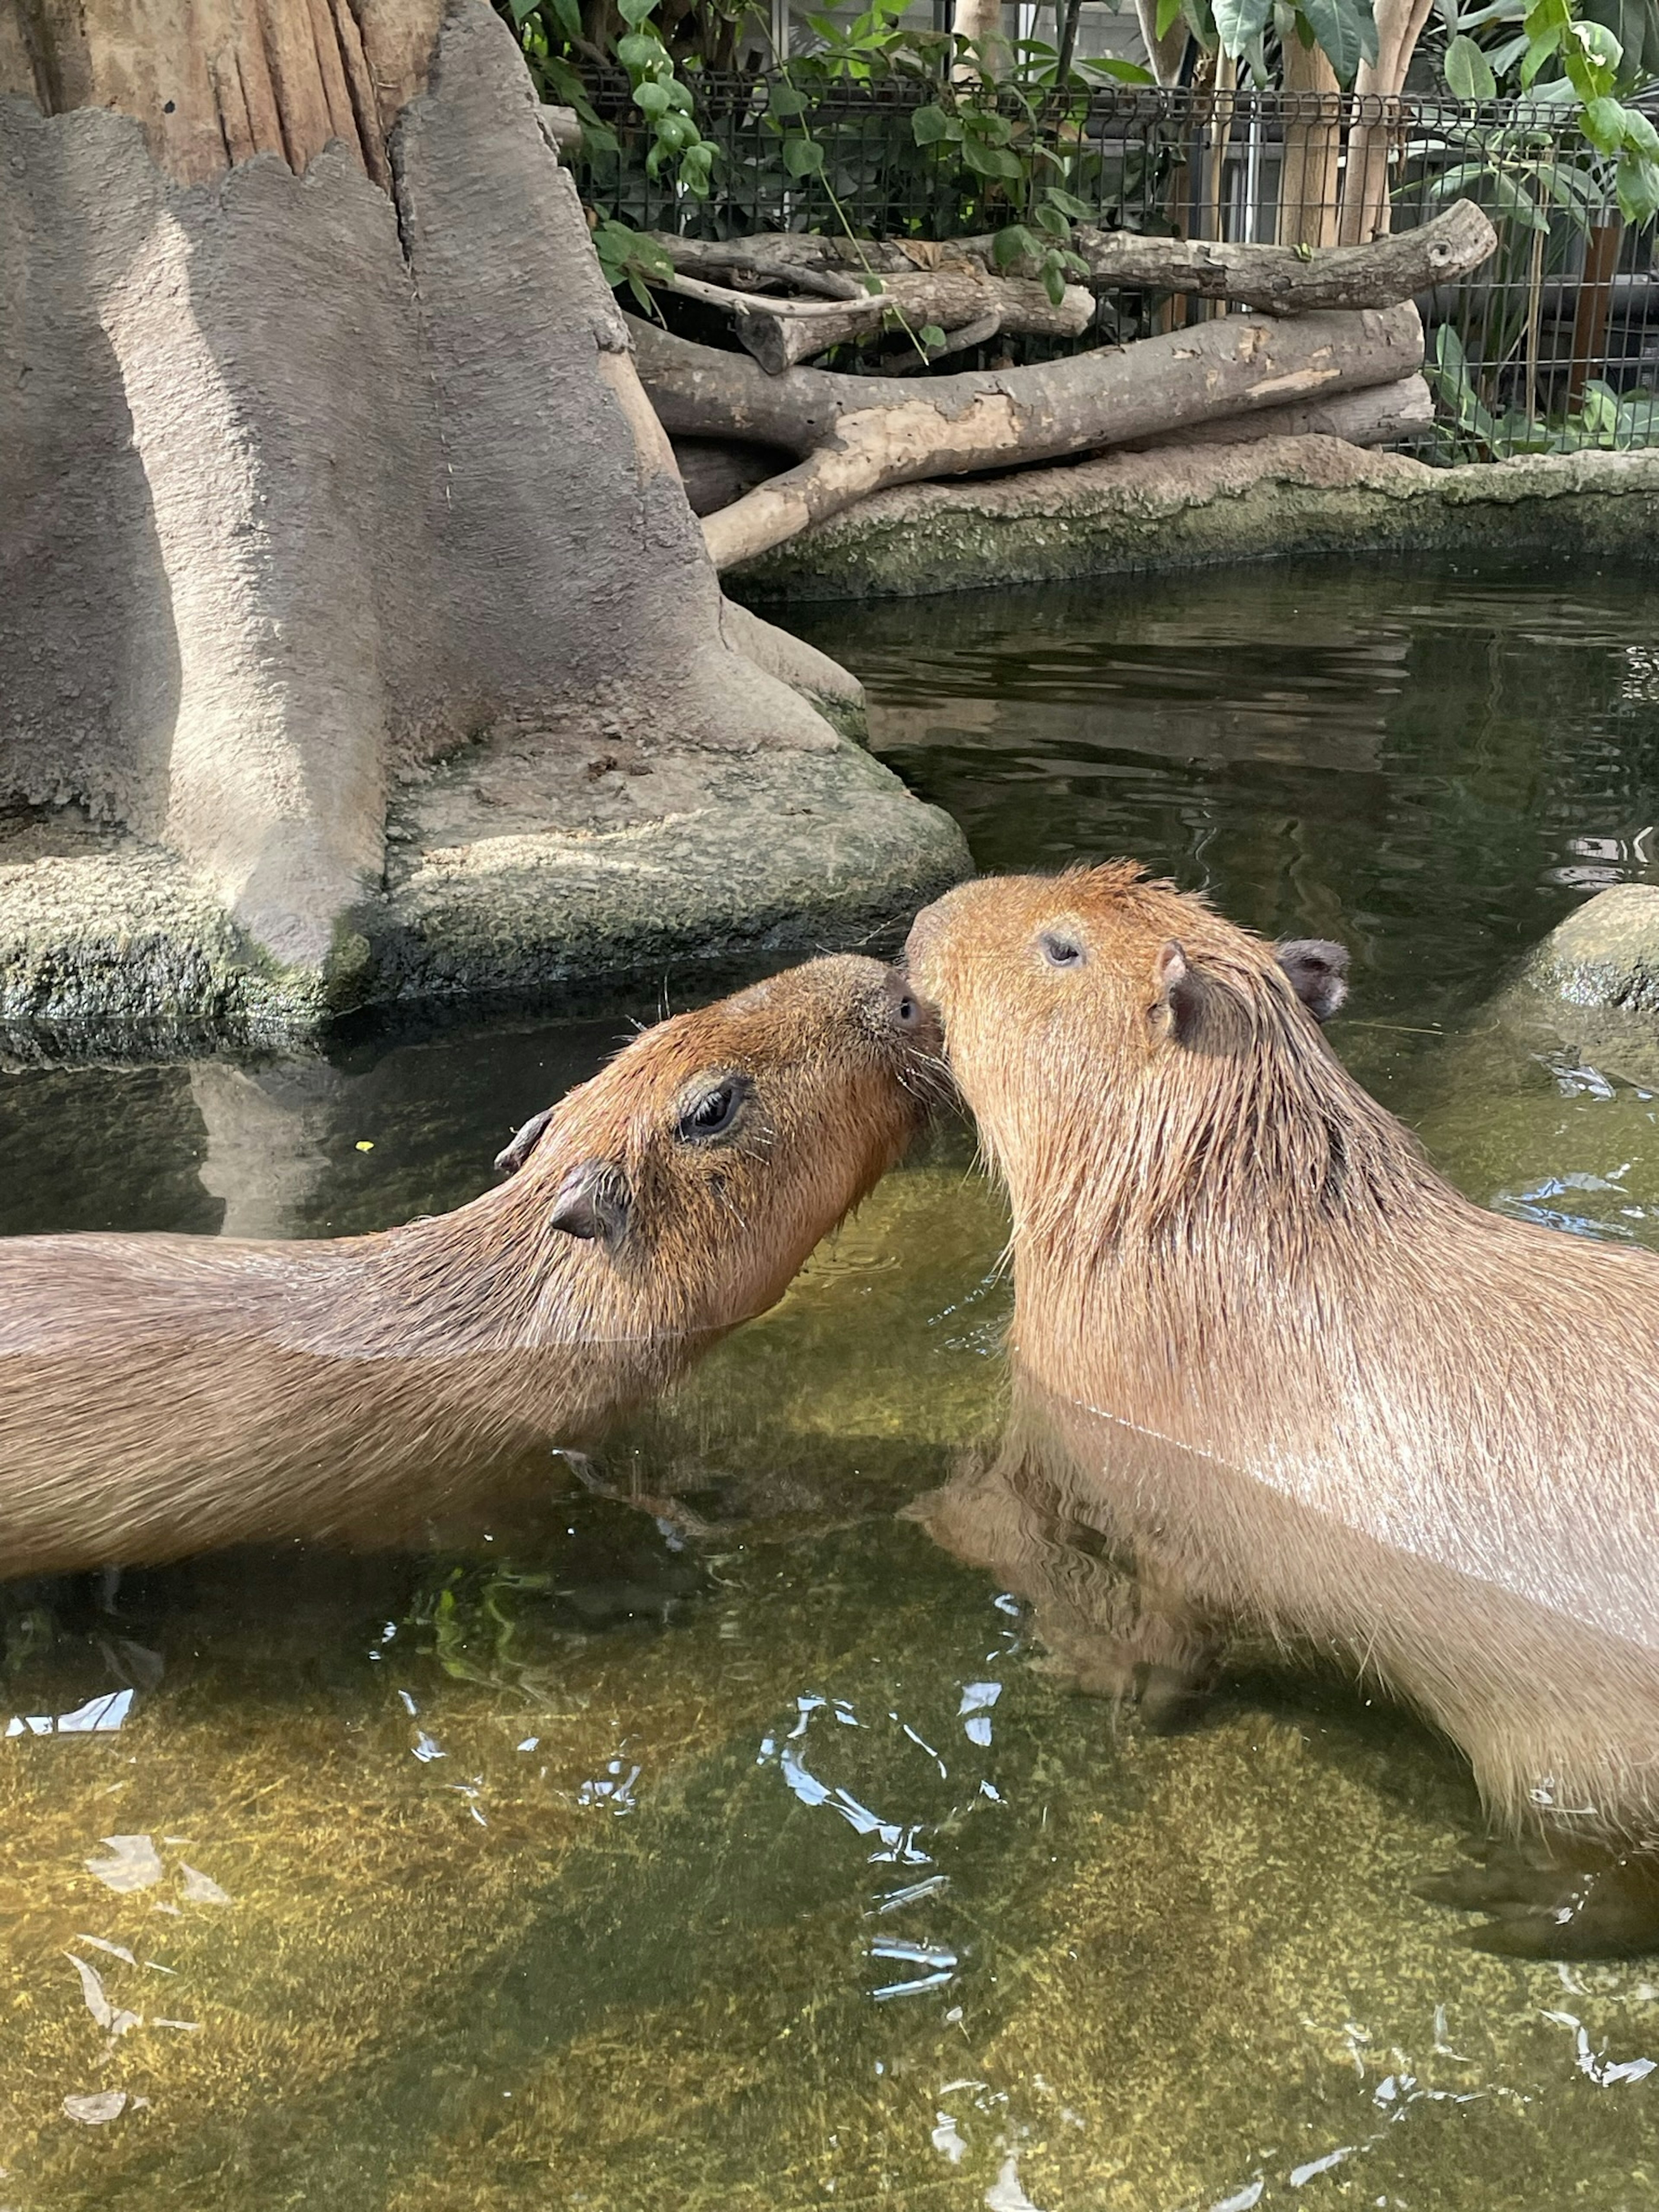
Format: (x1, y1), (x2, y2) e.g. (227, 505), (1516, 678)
(1031, 1570), (1224, 1733)
(1417, 1833), (1659, 1960)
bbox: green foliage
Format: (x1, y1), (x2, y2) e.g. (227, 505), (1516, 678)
(1208, 0), (1380, 85)
(1430, 0), (1659, 222)
(1426, 319), (1659, 457)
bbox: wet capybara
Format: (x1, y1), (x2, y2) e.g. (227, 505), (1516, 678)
(906, 864), (1659, 1954)
(0, 957), (940, 1577)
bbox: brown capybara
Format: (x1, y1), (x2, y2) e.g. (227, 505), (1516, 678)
(906, 863), (1659, 1955)
(0, 957), (940, 1577)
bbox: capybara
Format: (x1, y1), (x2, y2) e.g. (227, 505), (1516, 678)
(906, 864), (1659, 1954)
(0, 957), (939, 1577)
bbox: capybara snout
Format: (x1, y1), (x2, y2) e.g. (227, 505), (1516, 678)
(486, 954), (940, 1318)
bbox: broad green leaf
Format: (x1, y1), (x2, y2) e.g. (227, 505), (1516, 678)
(1622, 106), (1659, 156)
(547, 0), (582, 34)
(633, 78), (671, 114)
(1156, 0), (1185, 37)
(1581, 91), (1627, 149)
(1443, 32), (1497, 94)
(1042, 256), (1067, 305)
(911, 102), (954, 144)
(961, 137), (1023, 178)
(509, 0), (540, 25)
(1035, 200), (1070, 234)
(918, 323), (947, 348)
(766, 83), (809, 115)
(617, 0), (658, 24)
(1297, 0), (1377, 80)
(782, 134), (826, 175)
(1616, 145), (1659, 222)
(1214, 0), (1273, 57)
(615, 32), (660, 67)
(1045, 184), (1096, 218)
(993, 222), (1039, 264)
(1485, 165), (1551, 225)
(1084, 56), (1157, 79)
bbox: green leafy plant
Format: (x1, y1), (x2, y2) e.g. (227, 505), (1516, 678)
(1427, 318), (1659, 454)
(1203, 0), (1382, 86)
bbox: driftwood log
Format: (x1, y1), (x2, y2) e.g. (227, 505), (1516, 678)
(1060, 199), (1494, 311)
(672, 373), (1432, 515)
(632, 302), (1425, 569)
(659, 261), (1094, 375)
(645, 200), (1494, 319)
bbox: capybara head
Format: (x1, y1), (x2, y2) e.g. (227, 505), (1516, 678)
(905, 865), (1362, 1244)
(490, 955), (943, 1336)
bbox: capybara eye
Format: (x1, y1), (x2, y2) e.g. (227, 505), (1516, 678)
(676, 1076), (750, 1144)
(1039, 931), (1085, 969)
(896, 995), (920, 1027)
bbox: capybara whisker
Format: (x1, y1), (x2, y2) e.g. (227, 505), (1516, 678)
(0, 957), (940, 1577)
(908, 862), (1659, 1958)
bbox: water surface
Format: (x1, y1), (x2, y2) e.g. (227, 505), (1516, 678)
(4, 558), (1659, 2209)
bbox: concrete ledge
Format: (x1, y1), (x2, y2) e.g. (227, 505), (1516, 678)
(371, 737), (968, 1013)
(729, 440), (1659, 602)
(0, 735), (970, 1060)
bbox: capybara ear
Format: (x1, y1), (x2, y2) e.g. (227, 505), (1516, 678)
(1274, 938), (1351, 1024)
(493, 1106), (556, 1178)
(547, 1161), (632, 1245)
(1151, 939), (1203, 1044)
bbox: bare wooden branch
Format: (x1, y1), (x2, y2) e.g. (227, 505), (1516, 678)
(1008, 199), (1497, 311)
(645, 200), (1494, 318)
(631, 303), (1425, 569)
(661, 260), (1092, 374)
(1134, 372), (1433, 450)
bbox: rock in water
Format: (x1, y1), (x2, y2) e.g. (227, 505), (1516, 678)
(1517, 884), (1659, 1014)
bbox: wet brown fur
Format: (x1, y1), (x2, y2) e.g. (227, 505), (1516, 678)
(907, 864), (1659, 1847)
(0, 957), (940, 1577)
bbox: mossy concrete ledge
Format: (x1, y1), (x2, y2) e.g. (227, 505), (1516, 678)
(0, 726), (969, 1061)
(730, 439), (1659, 601)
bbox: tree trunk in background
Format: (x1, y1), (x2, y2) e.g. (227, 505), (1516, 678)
(1277, 38), (1341, 248)
(1, 0), (927, 1031)
(1132, 0), (1189, 85)
(1338, 0), (1436, 244)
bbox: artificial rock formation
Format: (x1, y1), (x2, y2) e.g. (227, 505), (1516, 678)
(0, 0), (967, 1051)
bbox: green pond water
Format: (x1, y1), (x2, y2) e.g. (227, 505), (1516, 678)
(5, 559), (1659, 2209)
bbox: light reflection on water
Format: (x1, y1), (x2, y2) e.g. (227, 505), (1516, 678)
(0, 558), (1658, 2204)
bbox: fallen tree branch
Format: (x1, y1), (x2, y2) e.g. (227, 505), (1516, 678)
(1057, 199), (1494, 311)
(631, 303), (1424, 568)
(644, 200), (1494, 317)
(661, 262), (1092, 375)
(671, 373), (1431, 515)
(1134, 371), (1433, 450)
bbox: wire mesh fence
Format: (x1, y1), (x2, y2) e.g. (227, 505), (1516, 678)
(575, 76), (1659, 458)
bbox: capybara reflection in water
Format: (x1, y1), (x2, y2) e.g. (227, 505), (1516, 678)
(907, 864), (1659, 1955)
(0, 957), (940, 1577)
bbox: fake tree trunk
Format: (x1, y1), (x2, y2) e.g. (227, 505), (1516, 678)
(0, 0), (966, 1044)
